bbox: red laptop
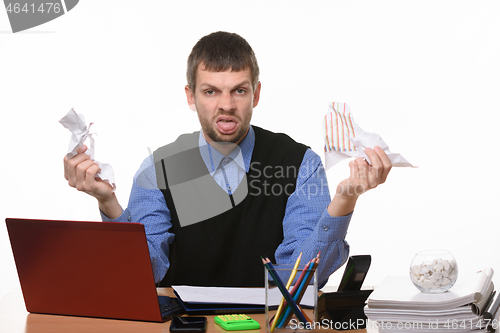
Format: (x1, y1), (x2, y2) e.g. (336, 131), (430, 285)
(5, 218), (183, 322)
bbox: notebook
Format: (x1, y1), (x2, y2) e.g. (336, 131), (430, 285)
(5, 218), (184, 322)
(173, 289), (269, 315)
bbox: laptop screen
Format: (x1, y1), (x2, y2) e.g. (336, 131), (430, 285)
(6, 218), (164, 322)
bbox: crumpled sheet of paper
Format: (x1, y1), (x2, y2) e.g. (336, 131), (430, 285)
(323, 102), (414, 170)
(59, 108), (116, 191)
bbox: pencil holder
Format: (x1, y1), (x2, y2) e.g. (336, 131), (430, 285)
(265, 263), (318, 332)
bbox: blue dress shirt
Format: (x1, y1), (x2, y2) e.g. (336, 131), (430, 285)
(102, 126), (351, 286)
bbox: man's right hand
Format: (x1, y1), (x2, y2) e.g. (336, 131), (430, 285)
(63, 145), (122, 219)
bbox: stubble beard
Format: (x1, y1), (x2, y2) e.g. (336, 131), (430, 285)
(199, 112), (252, 145)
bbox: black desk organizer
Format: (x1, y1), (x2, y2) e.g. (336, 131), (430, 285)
(317, 289), (373, 330)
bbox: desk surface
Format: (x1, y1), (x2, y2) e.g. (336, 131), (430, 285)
(0, 286), (370, 333)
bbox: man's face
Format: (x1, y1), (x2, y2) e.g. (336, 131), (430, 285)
(185, 66), (261, 145)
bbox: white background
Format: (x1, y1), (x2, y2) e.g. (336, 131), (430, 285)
(1, 1), (499, 300)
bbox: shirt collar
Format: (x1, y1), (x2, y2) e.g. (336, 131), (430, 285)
(198, 126), (255, 174)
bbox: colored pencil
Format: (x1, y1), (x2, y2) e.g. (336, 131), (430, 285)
(270, 253), (302, 332)
(261, 257), (308, 325)
(277, 260), (317, 328)
(278, 253), (320, 328)
(272, 259), (311, 325)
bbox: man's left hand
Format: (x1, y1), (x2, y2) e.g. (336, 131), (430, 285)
(327, 146), (392, 217)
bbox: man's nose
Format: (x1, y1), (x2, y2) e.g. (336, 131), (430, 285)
(218, 91), (236, 112)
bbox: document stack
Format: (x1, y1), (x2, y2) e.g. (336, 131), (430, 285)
(365, 268), (499, 333)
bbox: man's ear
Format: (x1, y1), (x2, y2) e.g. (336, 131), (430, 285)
(185, 85), (197, 111)
(253, 81), (262, 108)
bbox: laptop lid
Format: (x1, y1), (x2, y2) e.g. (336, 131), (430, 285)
(6, 218), (164, 322)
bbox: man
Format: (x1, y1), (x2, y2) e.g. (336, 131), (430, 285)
(64, 31), (391, 287)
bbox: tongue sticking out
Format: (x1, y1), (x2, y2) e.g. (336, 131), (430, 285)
(217, 120), (237, 134)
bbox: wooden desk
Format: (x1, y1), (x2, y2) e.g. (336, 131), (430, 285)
(0, 286), (369, 333)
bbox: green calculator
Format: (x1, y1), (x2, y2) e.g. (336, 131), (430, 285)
(214, 314), (260, 331)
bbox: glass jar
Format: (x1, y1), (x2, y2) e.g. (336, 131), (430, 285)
(409, 250), (458, 293)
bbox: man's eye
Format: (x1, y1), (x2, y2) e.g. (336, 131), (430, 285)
(236, 89), (245, 94)
(206, 90), (215, 95)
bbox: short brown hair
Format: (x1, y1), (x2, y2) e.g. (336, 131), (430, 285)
(187, 31), (260, 92)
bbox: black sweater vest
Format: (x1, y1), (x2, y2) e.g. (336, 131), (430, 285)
(154, 126), (308, 287)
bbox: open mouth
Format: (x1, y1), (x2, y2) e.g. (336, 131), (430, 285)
(216, 117), (238, 135)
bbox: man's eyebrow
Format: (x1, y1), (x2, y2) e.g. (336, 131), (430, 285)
(232, 80), (251, 88)
(199, 81), (251, 90)
(199, 83), (217, 90)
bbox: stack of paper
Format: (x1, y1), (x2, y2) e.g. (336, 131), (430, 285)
(365, 269), (496, 333)
(171, 285), (316, 315)
(172, 285), (315, 307)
